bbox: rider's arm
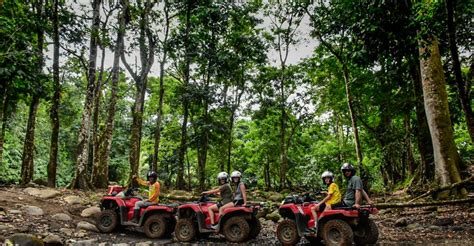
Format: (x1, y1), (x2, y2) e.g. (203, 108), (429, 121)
(203, 188), (220, 195)
(319, 193), (333, 204)
(241, 183), (247, 205)
(355, 189), (362, 207)
(133, 175), (148, 187)
(362, 189), (374, 205)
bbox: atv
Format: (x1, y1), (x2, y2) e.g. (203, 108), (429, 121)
(174, 194), (262, 243)
(96, 185), (177, 239)
(276, 193), (379, 246)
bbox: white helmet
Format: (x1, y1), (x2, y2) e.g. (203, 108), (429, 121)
(217, 172), (228, 183)
(321, 171), (334, 182)
(231, 171), (242, 178)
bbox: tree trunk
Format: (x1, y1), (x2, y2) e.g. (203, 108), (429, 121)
(418, 37), (467, 198)
(279, 64), (288, 190)
(404, 113), (416, 175)
(121, 0), (155, 181)
(410, 61), (435, 182)
(91, 45), (106, 187)
(70, 0), (101, 189)
(152, 0), (170, 172)
(342, 64), (363, 168)
(176, 1), (192, 190)
(0, 85), (9, 167)
(96, 3), (126, 189)
(47, 0), (60, 187)
(20, 95), (40, 185)
(445, 0), (474, 143)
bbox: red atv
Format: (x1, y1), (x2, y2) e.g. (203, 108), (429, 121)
(96, 185), (177, 239)
(174, 194), (262, 243)
(276, 193), (379, 246)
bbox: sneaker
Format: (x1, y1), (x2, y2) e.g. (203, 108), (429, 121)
(211, 224), (219, 230)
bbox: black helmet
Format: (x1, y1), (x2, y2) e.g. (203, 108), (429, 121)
(341, 163), (355, 176)
(147, 171), (158, 180)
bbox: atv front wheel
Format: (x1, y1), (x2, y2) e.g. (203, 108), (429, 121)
(321, 219), (353, 246)
(276, 219), (301, 245)
(96, 210), (119, 233)
(175, 218), (197, 242)
(354, 218), (379, 245)
(222, 216), (250, 243)
(143, 214), (167, 238)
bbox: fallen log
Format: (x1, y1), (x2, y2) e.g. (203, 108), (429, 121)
(375, 198), (474, 209)
(408, 176), (474, 203)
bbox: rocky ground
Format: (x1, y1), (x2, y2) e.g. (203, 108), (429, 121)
(0, 185), (473, 245)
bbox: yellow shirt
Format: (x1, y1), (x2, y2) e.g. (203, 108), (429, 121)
(326, 183), (341, 205)
(137, 178), (160, 203)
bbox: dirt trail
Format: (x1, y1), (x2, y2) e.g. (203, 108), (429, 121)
(0, 186), (473, 245)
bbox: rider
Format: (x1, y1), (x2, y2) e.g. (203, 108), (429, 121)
(202, 172), (234, 230)
(231, 171), (247, 207)
(338, 163), (373, 208)
(310, 171), (341, 229)
(131, 171), (160, 223)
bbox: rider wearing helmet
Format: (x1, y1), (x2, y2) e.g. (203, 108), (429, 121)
(231, 171), (247, 207)
(340, 163), (373, 208)
(202, 172), (234, 230)
(131, 170), (161, 223)
(311, 170), (341, 229)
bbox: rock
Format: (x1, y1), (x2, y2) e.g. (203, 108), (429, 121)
(267, 192), (285, 202)
(59, 228), (74, 236)
(52, 213), (72, 221)
(81, 206), (100, 218)
(77, 221), (99, 232)
(43, 234), (62, 244)
(112, 244), (129, 246)
(406, 222), (421, 230)
(6, 233), (43, 246)
(38, 189), (61, 199)
(433, 217), (454, 226)
(0, 224), (12, 231)
(24, 187), (41, 196)
(33, 178), (48, 186)
(265, 210), (281, 222)
(8, 210), (21, 214)
(135, 242), (153, 246)
(451, 226), (464, 231)
(394, 218), (407, 227)
(72, 239), (97, 246)
(64, 196), (83, 205)
(428, 225), (441, 231)
(23, 206), (44, 216)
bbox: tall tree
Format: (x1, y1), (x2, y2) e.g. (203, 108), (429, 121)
(265, 1), (304, 189)
(47, 0), (61, 187)
(152, 0), (172, 172)
(418, 36), (467, 198)
(21, 0), (45, 185)
(70, 0), (102, 189)
(93, 1), (128, 188)
(121, 0), (155, 179)
(444, 0), (474, 143)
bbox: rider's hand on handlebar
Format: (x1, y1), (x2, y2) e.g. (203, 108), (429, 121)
(132, 174), (137, 180)
(353, 204), (361, 209)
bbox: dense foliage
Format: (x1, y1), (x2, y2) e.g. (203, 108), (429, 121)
(0, 0), (472, 194)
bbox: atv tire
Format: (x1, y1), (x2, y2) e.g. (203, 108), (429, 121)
(321, 219), (353, 246)
(96, 210), (119, 233)
(175, 218), (197, 242)
(248, 217), (262, 239)
(354, 218), (379, 245)
(305, 236), (323, 245)
(143, 214), (167, 238)
(222, 216), (250, 243)
(276, 219), (301, 245)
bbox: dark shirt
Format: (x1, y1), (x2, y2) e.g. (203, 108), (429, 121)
(343, 175), (363, 207)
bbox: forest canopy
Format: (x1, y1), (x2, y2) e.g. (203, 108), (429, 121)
(0, 0), (472, 197)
